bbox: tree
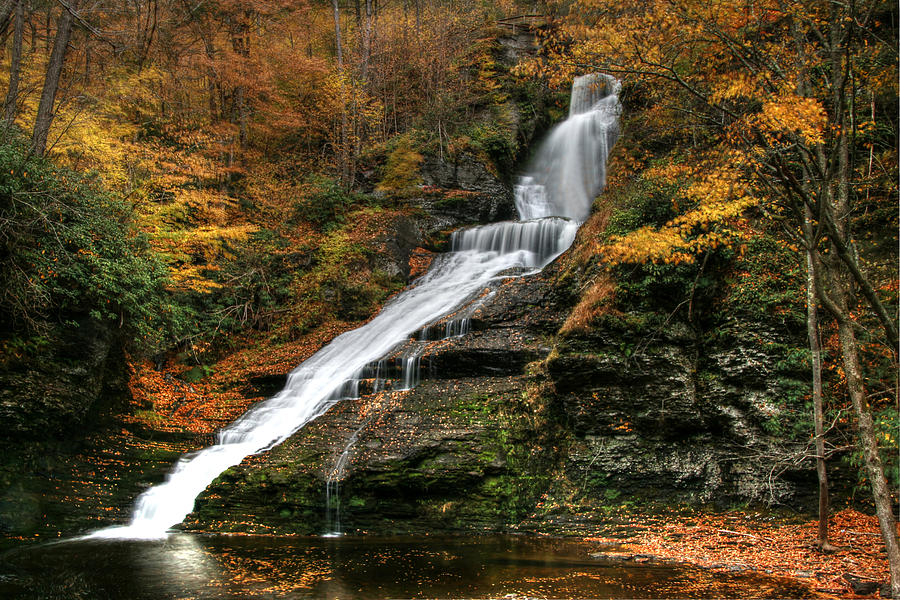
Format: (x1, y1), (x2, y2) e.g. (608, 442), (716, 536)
(525, 0), (899, 593)
(3, 0), (23, 123)
(31, 1), (77, 155)
(804, 205), (833, 552)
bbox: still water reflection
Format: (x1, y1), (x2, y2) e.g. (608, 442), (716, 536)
(1, 534), (813, 599)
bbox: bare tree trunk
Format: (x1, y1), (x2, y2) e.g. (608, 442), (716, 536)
(203, 44), (218, 121)
(415, 0), (421, 37)
(332, 0), (343, 67)
(32, 2), (76, 156)
(136, 0), (158, 72)
(3, 0), (23, 123)
(361, 0), (372, 80)
(230, 26), (250, 153)
(332, 0), (349, 186)
(819, 9), (900, 589)
(232, 83), (247, 153)
(818, 96), (900, 583)
(809, 275), (831, 549)
(804, 209), (833, 552)
(832, 296), (900, 598)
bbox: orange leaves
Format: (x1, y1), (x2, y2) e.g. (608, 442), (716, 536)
(408, 248), (435, 280)
(710, 73), (757, 103)
(560, 273), (616, 334)
(607, 508), (892, 599)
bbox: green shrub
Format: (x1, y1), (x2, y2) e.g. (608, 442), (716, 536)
(205, 228), (301, 335)
(294, 175), (362, 230)
(377, 135), (423, 196)
(0, 127), (178, 353)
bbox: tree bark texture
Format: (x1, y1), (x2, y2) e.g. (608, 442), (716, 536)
(332, 0), (343, 67)
(827, 282), (900, 598)
(3, 0), (23, 123)
(804, 217), (831, 549)
(31, 3), (76, 156)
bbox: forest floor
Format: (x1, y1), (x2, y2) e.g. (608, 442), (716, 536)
(583, 507), (892, 599)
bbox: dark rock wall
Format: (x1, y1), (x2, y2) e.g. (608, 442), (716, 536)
(0, 317), (129, 439)
(186, 250), (813, 534)
(549, 315), (810, 508)
(419, 154), (517, 228)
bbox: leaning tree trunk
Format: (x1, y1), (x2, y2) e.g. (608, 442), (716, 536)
(828, 284), (900, 598)
(3, 0), (23, 123)
(31, 3), (76, 156)
(819, 9), (900, 590)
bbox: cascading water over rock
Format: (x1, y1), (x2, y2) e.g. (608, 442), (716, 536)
(515, 73), (620, 223)
(87, 74), (621, 540)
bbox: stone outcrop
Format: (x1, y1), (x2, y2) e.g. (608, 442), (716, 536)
(185, 267), (566, 534)
(549, 313), (811, 507)
(185, 252), (814, 535)
(0, 317), (129, 439)
(418, 152), (517, 229)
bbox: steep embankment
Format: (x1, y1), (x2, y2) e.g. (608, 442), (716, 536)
(182, 210), (817, 535)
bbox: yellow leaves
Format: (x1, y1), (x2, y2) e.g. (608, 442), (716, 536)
(710, 74), (828, 147)
(644, 162), (692, 185)
(604, 224), (696, 264)
(710, 74), (758, 103)
(755, 94), (827, 146)
(601, 157), (755, 266)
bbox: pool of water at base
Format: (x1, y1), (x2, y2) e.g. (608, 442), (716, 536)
(0, 533), (814, 599)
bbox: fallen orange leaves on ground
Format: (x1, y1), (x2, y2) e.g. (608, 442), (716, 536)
(591, 508), (893, 599)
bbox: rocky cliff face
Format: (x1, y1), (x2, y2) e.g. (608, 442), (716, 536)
(0, 317), (129, 439)
(184, 240), (814, 535)
(547, 313), (811, 509)
(185, 266), (568, 534)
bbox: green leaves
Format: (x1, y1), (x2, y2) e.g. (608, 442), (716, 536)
(0, 127), (177, 353)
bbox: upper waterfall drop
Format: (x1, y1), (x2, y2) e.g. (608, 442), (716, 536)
(568, 73), (619, 117)
(84, 74), (621, 540)
(514, 73), (621, 223)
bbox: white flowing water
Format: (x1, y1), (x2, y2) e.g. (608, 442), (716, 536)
(87, 74), (620, 540)
(324, 418), (369, 536)
(515, 73), (620, 223)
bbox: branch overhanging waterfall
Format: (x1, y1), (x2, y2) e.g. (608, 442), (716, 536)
(86, 73), (621, 540)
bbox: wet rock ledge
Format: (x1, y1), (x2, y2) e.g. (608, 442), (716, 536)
(184, 255), (814, 535)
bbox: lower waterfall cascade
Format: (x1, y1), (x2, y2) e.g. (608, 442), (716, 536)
(87, 73), (621, 540)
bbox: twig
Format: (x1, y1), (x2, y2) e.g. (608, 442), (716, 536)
(56, 0), (119, 50)
(844, 572), (880, 580)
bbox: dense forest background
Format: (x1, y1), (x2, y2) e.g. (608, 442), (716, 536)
(0, 0), (897, 593)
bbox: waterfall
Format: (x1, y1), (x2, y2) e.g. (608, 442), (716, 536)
(324, 419), (369, 536)
(515, 74), (621, 223)
(87, 73), (621, 540)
